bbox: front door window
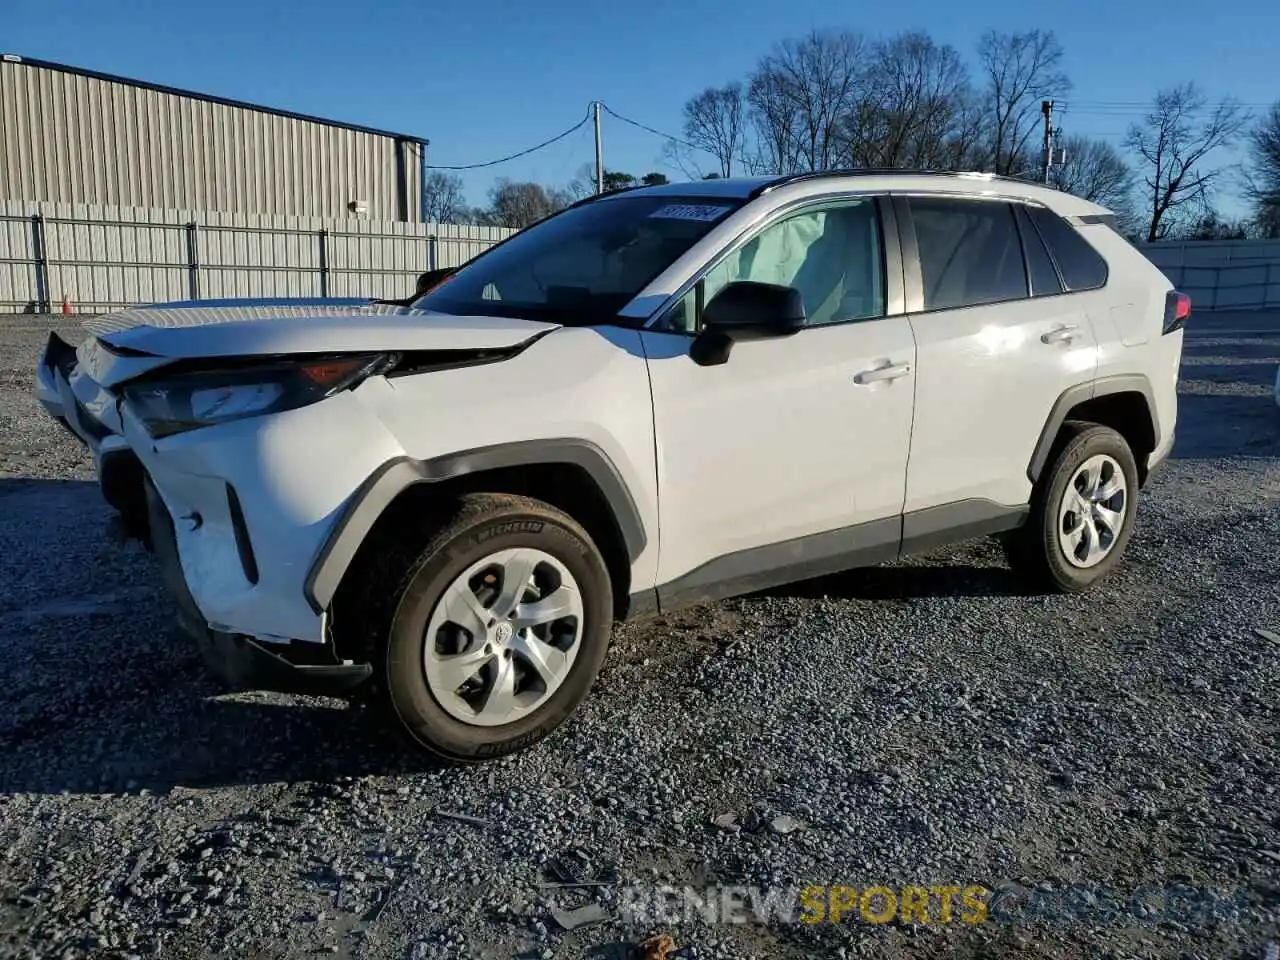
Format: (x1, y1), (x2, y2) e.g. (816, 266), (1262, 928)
(660, 198), (886, 333)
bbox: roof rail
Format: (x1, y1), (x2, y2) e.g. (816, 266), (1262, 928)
(747, 168), (1044, 198)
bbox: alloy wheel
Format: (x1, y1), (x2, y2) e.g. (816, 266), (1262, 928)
(422, 548), (584, 726)
(1057, 453), (1128, 569)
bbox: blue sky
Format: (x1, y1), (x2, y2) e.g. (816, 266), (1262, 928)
(7, 0), (1278, 216)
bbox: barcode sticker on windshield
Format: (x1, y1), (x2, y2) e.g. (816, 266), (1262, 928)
(648, 204), (732, 222)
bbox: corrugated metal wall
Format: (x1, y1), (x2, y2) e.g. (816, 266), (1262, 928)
(0, 200), (516, 312)
(1138, 239), (1280, 310)
(0, 58), (422, 222)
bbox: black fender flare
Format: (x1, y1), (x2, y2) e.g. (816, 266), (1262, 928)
(303, 439), (648, 614)
(1026, 374), (1159, 483)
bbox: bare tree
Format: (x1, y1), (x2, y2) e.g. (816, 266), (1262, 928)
(1244, 102), (1280, 238)
(1125, 83), (1249, 242)
(745, 66), (803, 174)
(977, 29), (1070, 176)
(746, 29), (867, 174)
(482, 179), (570, 229)
(846, 31), (975, 169)
(565, 163), (599, 201)
(422, 171), (468, 224)
(940, 96), (992, 170)
(1182, 207), (1249, 240)
(1052, 135), (1135, 212)
(682, 83), (747, 177)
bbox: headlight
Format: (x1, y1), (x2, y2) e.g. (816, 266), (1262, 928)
(121, 353), (393, 438)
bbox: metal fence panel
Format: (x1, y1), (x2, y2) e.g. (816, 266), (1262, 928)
(0, 199), (516, 312)
(0, 215), (37, 310)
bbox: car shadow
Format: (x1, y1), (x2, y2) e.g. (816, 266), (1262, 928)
(1180, 339), (1280, 361)
(0, 476), (446, 796)
(751, 555), (1031, 602)
(0, 693), (442, 797)
(1168, 392), (1280, 460)
(1177, 361), (1279, 387)
(0, 476), (1027, 797)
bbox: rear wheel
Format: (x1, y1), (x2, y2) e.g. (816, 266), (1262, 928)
(377, 493), (613, 762)
(1004, 422), (1139, 593)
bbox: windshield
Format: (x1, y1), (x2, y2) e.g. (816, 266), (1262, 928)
(411, 195), (744, 324)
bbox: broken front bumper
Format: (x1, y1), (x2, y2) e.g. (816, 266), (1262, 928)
(145, 476), (372, 696)
(37, 331), (372, 697)
(36, 331), (125, 461)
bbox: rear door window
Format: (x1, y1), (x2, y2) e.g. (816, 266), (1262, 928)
(908, 198), (1028, 311)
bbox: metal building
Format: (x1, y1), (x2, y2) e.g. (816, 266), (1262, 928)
(0, 54), (428, 222)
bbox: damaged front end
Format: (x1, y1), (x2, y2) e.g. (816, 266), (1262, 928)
(37, 330), (154, 542)
(144, 475), (373, 696)
(34, 302), (557, 698)
(36, 329), (379, 694)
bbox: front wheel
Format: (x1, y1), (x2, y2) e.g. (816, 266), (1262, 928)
(378, 493), (613, 762)
(1004, 422), (1140, 593)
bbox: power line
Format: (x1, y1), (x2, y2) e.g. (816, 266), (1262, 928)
(600, 101), (756, 175)
(1059, 102), (1272, 120)
(1064, 99), (1275, 108)
(560, 122), (595, 181)
(599, 103), (696, 150)
(425, 108), (593, 170)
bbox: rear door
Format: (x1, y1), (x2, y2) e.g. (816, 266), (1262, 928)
(897, 195), (1099, 519)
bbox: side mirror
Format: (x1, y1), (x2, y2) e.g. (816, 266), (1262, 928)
(414, 267), (459, 298)
(691, 281), (805, 366)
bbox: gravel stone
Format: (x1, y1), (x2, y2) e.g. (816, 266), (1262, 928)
(1, 311), (1278, 958)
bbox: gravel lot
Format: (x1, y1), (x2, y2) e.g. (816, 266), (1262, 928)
(1, 311), (1278, 960)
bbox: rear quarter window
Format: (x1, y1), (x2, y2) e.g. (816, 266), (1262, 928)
(1025, 206), (1109, 291)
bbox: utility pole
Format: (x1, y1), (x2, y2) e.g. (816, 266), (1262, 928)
(1041, 100), (1054, 184)
(593, 101), (604, 195)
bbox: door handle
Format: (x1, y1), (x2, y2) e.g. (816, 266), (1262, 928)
(854, 362), (912, 385)
(1041, 324), (1079, 344)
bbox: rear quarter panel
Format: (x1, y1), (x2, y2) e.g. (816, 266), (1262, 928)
(1082, 224), (1181, 453)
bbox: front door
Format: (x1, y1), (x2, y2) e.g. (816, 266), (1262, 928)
(639, 195), (918, 602)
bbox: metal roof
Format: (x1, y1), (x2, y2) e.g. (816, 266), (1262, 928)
(1, 53), (429, 145)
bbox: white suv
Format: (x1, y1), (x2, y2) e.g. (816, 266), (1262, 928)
(35, 171), (1187, 761)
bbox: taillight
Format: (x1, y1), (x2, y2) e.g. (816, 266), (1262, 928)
(1163, 290), (1191, 334)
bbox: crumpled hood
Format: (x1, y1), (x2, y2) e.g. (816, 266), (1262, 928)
(83, 297), (560, 360)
